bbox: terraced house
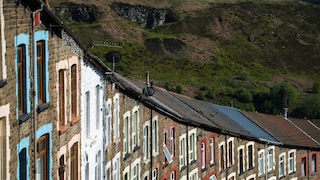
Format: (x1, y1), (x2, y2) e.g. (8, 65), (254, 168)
(0, 0), (319, 180)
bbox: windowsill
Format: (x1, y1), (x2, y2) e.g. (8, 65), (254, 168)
(59, 125), (68, 135)
(210, 162), (216, 167)
(71, 116), (80, 125)
(201, 167), (207, 172)
(0, 79), (8, 88)
(124, 153), (130, 160)
(180, 166), (187, 171)
(37, 103), (50, 113)
(19, 113), (31, 123)
(190, 159), (197, 165)
(133, 146), (140, 152)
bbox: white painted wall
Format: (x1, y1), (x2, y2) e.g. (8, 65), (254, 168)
(81, 60), (105, 180)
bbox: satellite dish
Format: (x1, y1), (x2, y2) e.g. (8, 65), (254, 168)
(105, 51), (121, 73)
(142, 87), (155, 97)
(105, 51), (121, 63)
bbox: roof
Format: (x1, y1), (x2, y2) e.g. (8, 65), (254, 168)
(243, 112), (320, 149)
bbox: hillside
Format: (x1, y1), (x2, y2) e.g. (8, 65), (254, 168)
(51, 0), (320, 118)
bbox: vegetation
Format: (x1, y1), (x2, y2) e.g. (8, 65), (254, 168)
(54, 0), (320, 119)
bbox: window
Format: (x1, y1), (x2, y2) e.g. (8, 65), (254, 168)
(152, 117), (158, 154)
(239, 148), (244, 174)
(85, 162), (89, 180)
(36, 134), (49, 180)
(209, 174), (217, 180)
(124, 112), (130, 157)
(189, 129), (197, 163)
(59, 69), (66, 131)
(170, 126), (175, 157)
(17, 44), (28, 115)
(106, 161), (111, 180)
(201, 141), (206, 170)
(59, 155), (65, 180)
(219, 143), (225, 170)
(209, 136), (215, 164)
(311, 152), (317, 173)
(301, 156), (307, 177)
(132, 107), (139, 149)
(96, 85), (100, 130)
(267, 147), (274, 171)
(85, 91), (90, 138)
(131, 159), (140, 180)
(227, 138), (234, 166)
(113, 94), (120, 140)
(37, 41), (46, 105)
(106, 100), (112, 146)
(188, 168), (198, 180)
(71, 65), (77, 120)
(70, 143), (79, 180)
(152, 168), (158, 180)
(179, 134), (186, 169)
(288, 150), (295, 174)
(0, 118), (7, 180)
(113, 153), (120, 180)
(144, 123), (150, 160)
(19, 148), (27, 180)
(279, 153), (286, 177)
(163, 130), (168, 164)
(95, 151), (101, 180)
(247, 144), (253, 169)
(169, 170), (176, 180)
(258, 150), (265, 175)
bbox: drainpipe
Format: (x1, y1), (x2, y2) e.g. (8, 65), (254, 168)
(225, 135), (228, 179)
(149, 108), (153, 179)
(186, 125), (189, 180)
(31, 5), (42, 180)
(265, 142), (268, 180)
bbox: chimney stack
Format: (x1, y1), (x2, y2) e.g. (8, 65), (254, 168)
(283, 108), (288, 120)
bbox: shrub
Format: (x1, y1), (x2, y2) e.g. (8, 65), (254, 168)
(239, 71), (249, 81)
(312, 81), (320, 94)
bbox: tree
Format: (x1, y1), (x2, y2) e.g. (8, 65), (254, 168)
(291, 96), (320, 119)
(270, 81), (297, 113)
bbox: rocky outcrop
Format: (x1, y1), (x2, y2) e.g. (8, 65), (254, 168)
(55, 3), (101, 23)
(111, 2), (177, 29)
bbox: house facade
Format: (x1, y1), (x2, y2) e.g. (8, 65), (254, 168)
(0, 0), (319, 180)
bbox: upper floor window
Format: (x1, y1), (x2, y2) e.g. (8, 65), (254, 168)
(288, 150), (296, 174)
(144, 122), (150, 161)
(258, 150), (265, 175)
(169, 169), (176, 180)
(132, 106), (140, 149)
(59, 155), (65, 180)
(17, 137), (29, 180)
(311, 152), (317, 173)
(267, 146), (275, 171)
(179, 134), (186, 170)
(219, 142), (225, 170)
(106, 99), (112, 146)
(152, 168), (158, 180)
(123, 112), (130, 158)
(131, 159), (140, 180)
(85, 91), (90, 138)
(301, 156), (307, 177)
(227, 138), (234, 167)
(59, 69), (67, 132)
(200, 140), (206, 170)
(113, 94), (120, 140)
(238, 147), (244, 174)
(188, 129), (197, 164)
(113, 153), (120, 180)
(0, 21), (7, 88)
(247, 144), (254, 169)
(0, 118), (7, 179)
(209, 136), (215, 164)
(71, 64), (78, 121)
(152, 116), (158, 155)
(95, 151), (101, 180)
(169, 125), (176, 158)
(95, 85), (100, 130)
(279, 153), (286, 178)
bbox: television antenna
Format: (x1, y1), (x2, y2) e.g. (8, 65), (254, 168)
(105, 51), (121, 74)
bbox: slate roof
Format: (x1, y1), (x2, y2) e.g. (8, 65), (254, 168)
(243, 112), (320, 150)
(288, 117), (320, 146)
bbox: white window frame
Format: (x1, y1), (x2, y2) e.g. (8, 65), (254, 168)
(95, 85), (101, 130)
(219, 141), (225, 171)
(227, 137), (234, 167)
(188, 128), (197, 163)
(113, 152), (120, 180)
(131, 158), (140, 180)
(245, 174), (256, 180)
(188, 168), (198, 180)
(113, 93), (120, 140)
(143, 122), (150, 161)
(209, 137), (215, 164)
(267, 146), (275, 171)
(106, 99), (112, 146)
(95, 151), (101, 180)
(123, 165), (130, 180)
(227, 172), (236, 180)
(201, 141), (206, 169)
(123, 111), (131, 157)
(105, 161), (111, 180)
(152, 116), (159, 155)
(179, 134), (186, 170)
(246, 142), (255, 170)
(170, 170), (175, 180)
(279, 152), (286, 177)
(288, 150), (296, 174)
(238, 145), (245, 174)
(169, 125), (175, 157)
(152, 168), (158, 180)
(258, 149), (265, 176)
(85, 91), (90, 138)
(132, 106), (140, 149)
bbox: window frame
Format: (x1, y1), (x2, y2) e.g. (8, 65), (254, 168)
(238, 145), (245, 175)
(132, 106), (140, 150)
(70, 142), (79, 180)
(70, 64), (79, 123)
(209, 135), (215, 165)
(179, 134), (186, 170)
(113, 93), (120, 140)
(169, 125), (176, 158)
(301, 155), (308, 177)
(200, 140), (206, 170)
(188, 129), (197, 164)
(258, 149), (265, 176)
(143, 122), (150, 161)
(123, 111), (131, 158)
(106, 99), (112, 146)
(59, 69), (67, 133)
(311, 152), (317, 173)
(246, 142), (255, 170)
(36, 134), (49, 180)
(227, 137), (234, 167)
(279, 153), (286, 178)
(267, 146), (275, 171)
(288, 150), (296, 174)
(152, 116), (159, 155)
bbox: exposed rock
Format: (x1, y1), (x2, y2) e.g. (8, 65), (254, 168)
(111, 2), (177, 29)
(55, 3), (101, 23)
(144, 38), (187, 59)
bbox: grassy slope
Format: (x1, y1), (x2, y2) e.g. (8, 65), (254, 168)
(53, 0), (320, 114)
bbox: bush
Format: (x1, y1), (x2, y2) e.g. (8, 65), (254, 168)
(312, 81), (320, 94)
(176, 85), (183, 94)
(195, 91), (206, 100)
(239, 71), (249, 81)
(233, 87), (253, 103)
(270, 81), (297, 111)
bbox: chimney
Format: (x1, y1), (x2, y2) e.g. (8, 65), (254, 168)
(283, 108), (288, 120)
